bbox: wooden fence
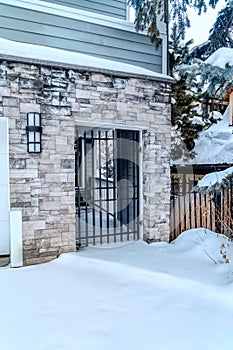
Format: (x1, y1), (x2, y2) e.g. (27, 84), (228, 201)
(170, 176), (233, 242)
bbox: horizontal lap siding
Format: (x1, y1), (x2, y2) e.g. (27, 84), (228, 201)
(40, 0), (127, 19)
(0, 4), (162, 72)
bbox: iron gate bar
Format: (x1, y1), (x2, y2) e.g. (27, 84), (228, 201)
(133, 131), (137, 240)
(118, 131), (123, 242)
(84, 131), (88, 246)
(98, 130), (103, 244)
(126, 144), (130, 241)
(129, 132), (135, 238)
(105, 130), (110, 243)
(76, 139), (81, 244)
(91, 129), (96, 245)
(113, 129), (117, 243)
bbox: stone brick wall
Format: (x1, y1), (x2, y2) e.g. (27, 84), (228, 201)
(0, 59), (171, 265)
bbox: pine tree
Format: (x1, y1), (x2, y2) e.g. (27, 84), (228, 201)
(190, 1), (233, 60)
(129, 0), (231, 160)
(179, 59), (233, 118)
(129, 0), (222, 47)
(179, 1), (233, 116)
(169, 25), (207, 160)
(171, 80), (203, 159)
(169, 24), (193, 75)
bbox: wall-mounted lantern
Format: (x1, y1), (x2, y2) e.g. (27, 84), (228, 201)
(26, 113), (42, 153)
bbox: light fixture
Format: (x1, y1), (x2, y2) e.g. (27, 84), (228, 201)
(26, 113), (42, 153)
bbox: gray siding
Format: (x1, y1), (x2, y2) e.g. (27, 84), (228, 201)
(0, 3), (162, 73)
(41, 0), (127, 19)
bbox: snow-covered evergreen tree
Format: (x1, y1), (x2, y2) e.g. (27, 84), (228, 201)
(129, 0), (222, 47)
(178, 52), (233, 119)
(129, 0), (232, 160)
(189, 1), (233, 60)
(174, 0), (233, 120)
(168, 25), (210, 160)
(169, 24), (193, 75)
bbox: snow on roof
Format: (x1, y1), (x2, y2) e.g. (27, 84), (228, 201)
(0, 38), (173, 82)
(205, 47), (233, 69)
(194, 166), (233, 192)
(188, 107), (233, 165)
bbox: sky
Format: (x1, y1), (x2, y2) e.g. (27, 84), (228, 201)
(185, 0), (227, 46)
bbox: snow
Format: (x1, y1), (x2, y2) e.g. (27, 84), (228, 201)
(205, 47), (233, 69)
(1, 228), (233, 349)
(210, 110), (223, 120)
(178, 49), (233, 164)
(195, 166), (233, 191)
(171, 96), (176, 104)
(191, 116), (205, 126)
(0, 38), (173, 81)
(189, 107), (233, 164)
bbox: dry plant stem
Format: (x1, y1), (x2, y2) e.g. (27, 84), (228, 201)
(202, 248), (218, 264)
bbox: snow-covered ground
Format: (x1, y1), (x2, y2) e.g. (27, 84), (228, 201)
(1, 228), (233, 350)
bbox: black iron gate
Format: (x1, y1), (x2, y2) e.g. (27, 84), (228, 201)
(75, 127), (140, 246)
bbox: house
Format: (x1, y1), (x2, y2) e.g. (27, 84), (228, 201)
(0, 0), (173, 267)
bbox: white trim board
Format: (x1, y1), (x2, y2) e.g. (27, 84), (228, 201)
(75, 121), (148, 132)
(10, 210), (23, 268)
(0, 118), (10, 255)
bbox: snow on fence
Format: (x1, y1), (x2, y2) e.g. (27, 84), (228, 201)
(170, 175), (233, 242)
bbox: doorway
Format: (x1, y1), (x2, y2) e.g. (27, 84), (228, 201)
(75, 127), (141, 246)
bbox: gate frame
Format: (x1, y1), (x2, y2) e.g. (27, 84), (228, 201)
(75, 121), (144, 244)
